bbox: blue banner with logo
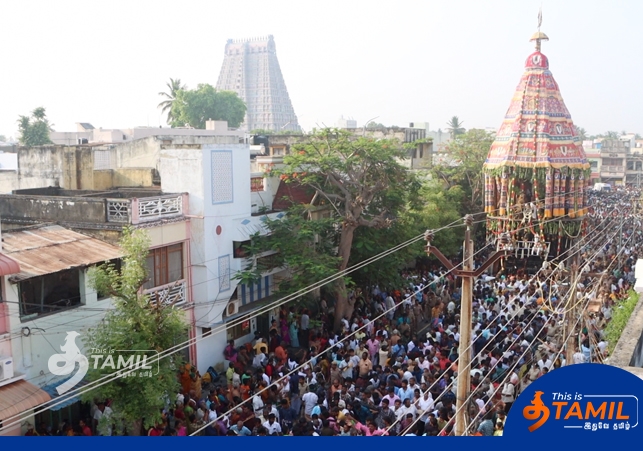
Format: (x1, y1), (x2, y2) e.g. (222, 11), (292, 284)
(506, 364), (643, 437)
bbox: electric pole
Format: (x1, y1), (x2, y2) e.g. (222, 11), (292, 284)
(455, 215), (474, 436)
(565, 261), (579, 366)
(424, 218), (510, 436)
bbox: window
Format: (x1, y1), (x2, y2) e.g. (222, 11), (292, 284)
(251, 177), (264, 192)
(271, 146), (285, 156)
(202, 327), (212, 338)
(19, 269), (81, 318)
(227, 319), (251, 340)
(590, 161), (598, 169)
(143, 243), (184, 290)
(256, 253), (280, 271)
(233, 240), (251, 258)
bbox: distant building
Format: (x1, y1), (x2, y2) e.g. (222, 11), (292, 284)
(49, 120), (241, 146)
(216, 35), (300, 132)
(336, 116), (357, 129)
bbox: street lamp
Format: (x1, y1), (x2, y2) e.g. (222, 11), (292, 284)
(362, 116), (380, 137)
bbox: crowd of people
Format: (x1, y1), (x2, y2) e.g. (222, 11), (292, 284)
(30, 188), (642, 437)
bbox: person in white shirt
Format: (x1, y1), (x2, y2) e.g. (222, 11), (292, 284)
(301, 388), (318, 420)
(252, 394), (265, 416)
(501, 382), (515, 412)
(385, 295), (396, 319)
(93, 402), (113, 436)
(262, 414), (282, 435)
(416, 391), (434, 422)
(415, 355), (431, 372)
(398, 398), (417, 420)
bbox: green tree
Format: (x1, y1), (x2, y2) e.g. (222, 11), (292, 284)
(0, 135), (6, 142)
(366, 121), (386, 130)
(170, 84), (246, 129)
(157, 78), (186, 125)
(446, 116), (465, 140)
(83, 228), (187, 435)
(237, 204), (342, 300)
(348, 180), (463, 289)
(431, 128), (494, 214)
(575, 126), (588, 141)
(17, 107), (53, 146)
(273, 129), (417, 329)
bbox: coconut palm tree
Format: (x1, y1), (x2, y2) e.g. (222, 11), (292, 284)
(446, 116), (465, 140)
(158, 78), (186, 125)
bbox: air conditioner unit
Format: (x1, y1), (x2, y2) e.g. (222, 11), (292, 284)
(226, 300), (241, 317)
(0, 356), (14, 381)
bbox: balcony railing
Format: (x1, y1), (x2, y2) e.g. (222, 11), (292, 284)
(107, 194), (185, 224)
(600, 166), (625, 174)
(144, 279), (187, 307)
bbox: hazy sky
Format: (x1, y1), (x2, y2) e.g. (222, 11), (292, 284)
(1, 0), (641, 139)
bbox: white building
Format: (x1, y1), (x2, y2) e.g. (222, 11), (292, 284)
(49, 120), (242, 146)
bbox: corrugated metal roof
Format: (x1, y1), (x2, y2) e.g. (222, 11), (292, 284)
(0, 379), (51, 421)
(2, 225), (123, 282)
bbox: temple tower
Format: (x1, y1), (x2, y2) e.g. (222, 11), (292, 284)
(216, 35), (300, 132)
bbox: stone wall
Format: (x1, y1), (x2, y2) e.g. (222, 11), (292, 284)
(0, 194), (108, 223)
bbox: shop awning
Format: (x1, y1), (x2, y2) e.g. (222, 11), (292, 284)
(0, 379), (51, 421)
(0, 253), (20, 276)
(41, 376), (89, 411)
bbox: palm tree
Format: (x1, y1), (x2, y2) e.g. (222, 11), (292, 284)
(446, 116), (465, 140)
(575, 126), (587, 141)
(158, 78), (186, 125)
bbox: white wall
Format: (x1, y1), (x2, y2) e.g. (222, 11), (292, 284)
(4, 268), (113, 388)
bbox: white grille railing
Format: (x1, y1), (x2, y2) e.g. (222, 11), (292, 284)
(136, 195), (183, 223)
(106, 200), (130, 223)
(144, 279), (187, 306)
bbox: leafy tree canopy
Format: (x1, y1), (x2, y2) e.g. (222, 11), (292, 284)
(431, 128), (494, 214)
(253, 129), (418, 329)
(236, 204), (342, 300)
(348, 180), (464, 289)
(170, 84), (246, 129)
(17, 107), (53, 146)
(83, 228), (187, 435)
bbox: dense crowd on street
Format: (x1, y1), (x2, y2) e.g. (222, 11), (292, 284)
(30, 188), (642, 436)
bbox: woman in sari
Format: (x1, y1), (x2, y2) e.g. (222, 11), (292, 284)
(289, 319), (300, 348)
(280, 313), (291, 346)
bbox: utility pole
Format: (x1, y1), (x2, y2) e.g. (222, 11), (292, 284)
(455, 215), (474, 437)
(565, 260), (579, 366)
(424, 218), (510, 436)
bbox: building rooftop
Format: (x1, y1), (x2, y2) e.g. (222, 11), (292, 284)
(3, 225), (122, 282)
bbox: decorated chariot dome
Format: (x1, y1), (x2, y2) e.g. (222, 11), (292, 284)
(483, 25), (590, 256)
